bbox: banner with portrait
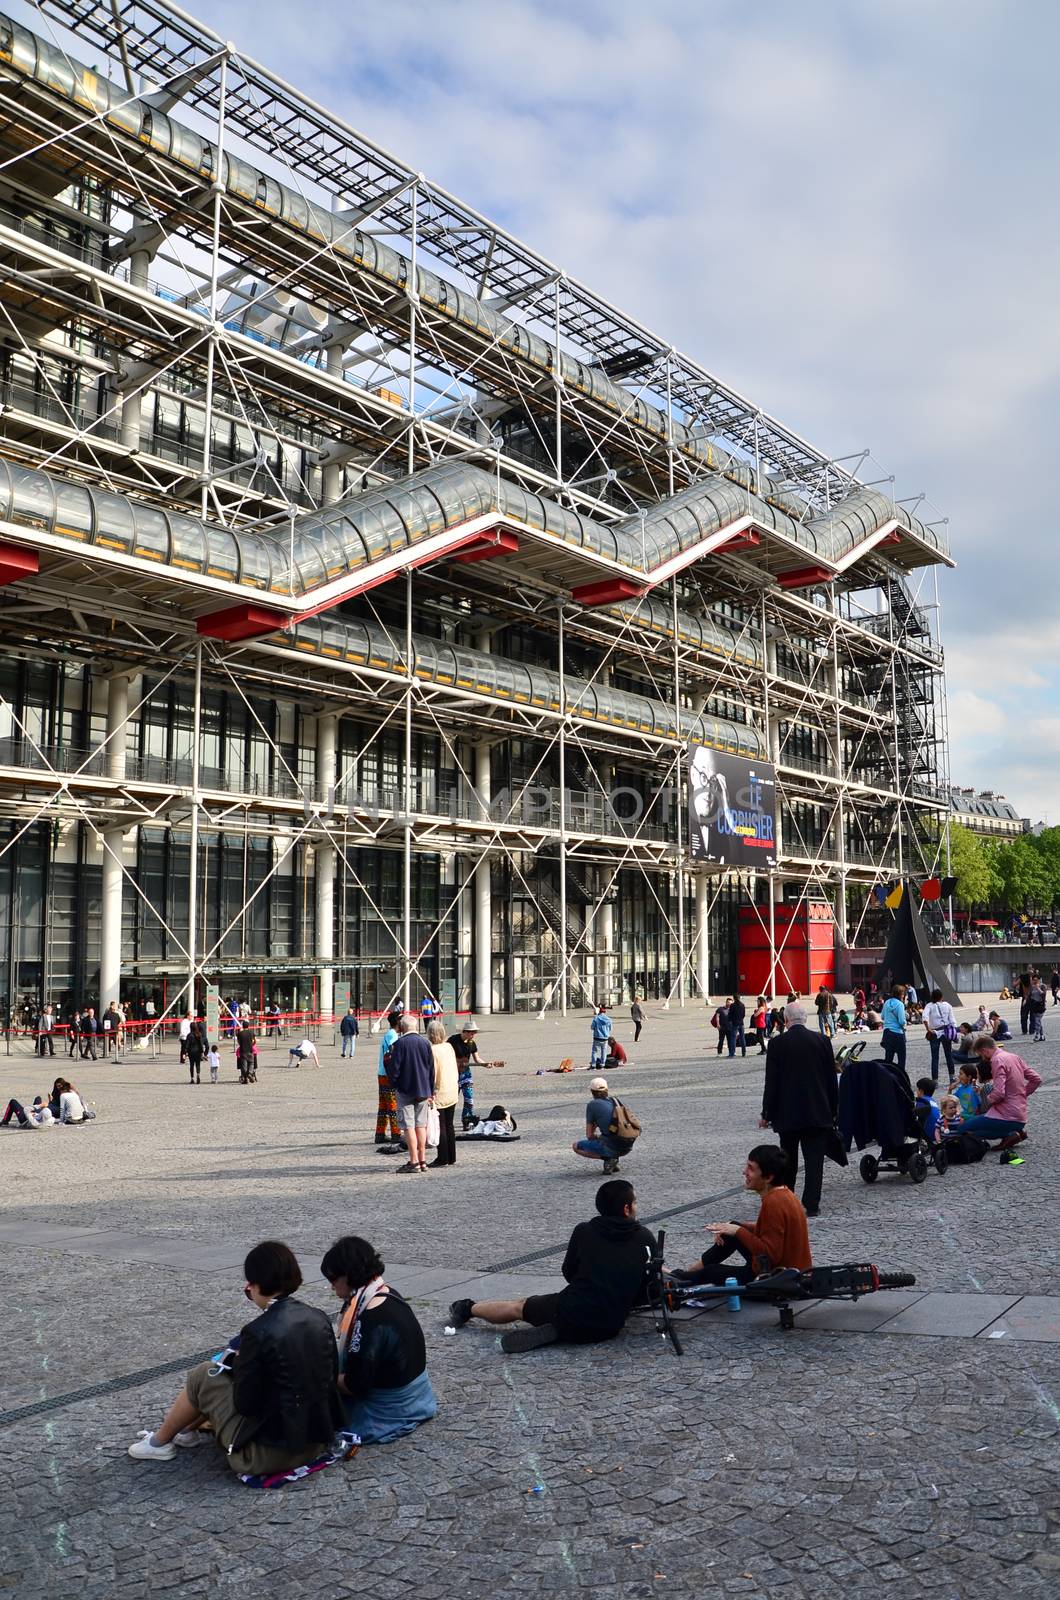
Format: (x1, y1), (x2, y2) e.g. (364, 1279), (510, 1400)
(688, 746), (778, 868)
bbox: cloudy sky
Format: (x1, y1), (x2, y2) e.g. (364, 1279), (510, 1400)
(36, 0), (1060, 815)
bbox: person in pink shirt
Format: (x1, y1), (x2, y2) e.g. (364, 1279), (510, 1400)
(958, 1039), (1042, 1140)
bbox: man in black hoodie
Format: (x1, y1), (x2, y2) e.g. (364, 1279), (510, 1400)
(449, 1180), (655, 1353)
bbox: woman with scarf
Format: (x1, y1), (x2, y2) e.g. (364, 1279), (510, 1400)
(320, 1235), (437, 1444)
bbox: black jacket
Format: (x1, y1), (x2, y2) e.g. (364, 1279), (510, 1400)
(838, 1057), (917, 1155)
(761, 1024), (838, 1132)
(556, 1215), (656, 1336)
(231, 1295), (344, 1452)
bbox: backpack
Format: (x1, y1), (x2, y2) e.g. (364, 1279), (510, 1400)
(943, 1132), (987, 1165)
(608, 1097), (641, 1144)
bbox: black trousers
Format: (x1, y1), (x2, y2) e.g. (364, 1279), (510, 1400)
(187, 1049), (203, 1081)
(633, 1020), (642, 1042)
(37, 1034), (54, 1056)
(668, 1233), (756, 1288)
(435, 1104), (456, 1165)
(778, 1127), (827, 1213)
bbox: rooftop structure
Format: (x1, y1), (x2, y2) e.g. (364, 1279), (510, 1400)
(0, 0), (954, 1016)
(949, 787), (1028, 839)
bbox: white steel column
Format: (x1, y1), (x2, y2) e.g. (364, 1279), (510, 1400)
(316, 714), (338, 1020)
(403, 571), (414, 1004)
(99, 674), (128, 1010)
(186, 643), (202, 1015)
(558, 605), (569, 1017)
(119, 246), (151, 450)
(474, 740), (491, 1014)
(322, 334), (347, 504)
(694, 873), (710, 1001)
(672, 579), (686, 1006)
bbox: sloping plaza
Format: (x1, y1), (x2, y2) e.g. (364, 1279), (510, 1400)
(1, 1003), (1057, 1598)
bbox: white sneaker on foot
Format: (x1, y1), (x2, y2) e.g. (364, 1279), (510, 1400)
(127, 1429), (176, 1461)
(173, 1428), (210, 1449)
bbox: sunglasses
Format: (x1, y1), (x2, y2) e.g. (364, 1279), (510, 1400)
(243, 1285), (254, 1302)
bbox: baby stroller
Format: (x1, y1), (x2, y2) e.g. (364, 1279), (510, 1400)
(838, 1056), (948, 1185)
(835, 1040), (866, 1069)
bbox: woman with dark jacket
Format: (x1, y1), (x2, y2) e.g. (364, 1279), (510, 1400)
(128, 1240), (343, 1472)
(321, 1235), (437, 1444)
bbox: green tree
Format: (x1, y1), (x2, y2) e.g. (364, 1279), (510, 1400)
(994, 834), (1052, 913)
(946, 823), (1000, 909)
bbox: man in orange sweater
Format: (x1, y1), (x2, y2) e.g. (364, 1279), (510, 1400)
(668, 1146), (812, 1286)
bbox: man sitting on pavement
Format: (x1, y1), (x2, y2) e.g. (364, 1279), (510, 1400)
(385, 1015), (435, 1174)
(573, 1076), (634, 1174)
(450, 1178), (655, 1352)
(668, 1146), (811, 1286)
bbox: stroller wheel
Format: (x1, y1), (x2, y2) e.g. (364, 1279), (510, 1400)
(932, 1146), (949, 1175)
(859, 1154), (879, 1184)
(907, 1151), (928, 1184)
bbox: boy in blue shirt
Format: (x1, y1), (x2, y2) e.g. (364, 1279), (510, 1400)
(589, 1005), (613, 1069)
(915, 1078), (942, 1141)
(953, 1063), (981, 1119)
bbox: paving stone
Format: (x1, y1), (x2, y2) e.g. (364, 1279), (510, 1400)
(792, 1290), (925, 1331)
(0, 1005), (1057, 1599)
(878, 1291), (1020, 1337)
(976, 1296), (1060, 1343)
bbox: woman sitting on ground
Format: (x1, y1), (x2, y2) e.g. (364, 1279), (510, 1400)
(951, 1024), (980, 1066)
(320, 1235), (437, 1444)
(668, 1145), (812, 1287)
(128, 1240), (343, 1471)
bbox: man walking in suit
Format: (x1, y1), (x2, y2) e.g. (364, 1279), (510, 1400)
(759, 1000), (837, 1218)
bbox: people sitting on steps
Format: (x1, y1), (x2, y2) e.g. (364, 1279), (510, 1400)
(449, 1178), (655, 1353)
(667, 1145), (812, 1287)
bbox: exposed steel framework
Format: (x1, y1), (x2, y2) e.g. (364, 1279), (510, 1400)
(0, 0), (953, 1018)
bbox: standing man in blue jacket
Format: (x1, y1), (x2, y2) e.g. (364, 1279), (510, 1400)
(590, 1004), (613, 1069)
(339, 1006), (359, 1059)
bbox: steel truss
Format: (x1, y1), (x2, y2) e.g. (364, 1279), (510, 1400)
(0, 0), (953, 1015)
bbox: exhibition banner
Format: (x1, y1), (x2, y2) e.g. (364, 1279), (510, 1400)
(688, 746), (778, 868)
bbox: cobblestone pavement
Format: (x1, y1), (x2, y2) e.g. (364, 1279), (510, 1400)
(1, 997), (1057, 1597)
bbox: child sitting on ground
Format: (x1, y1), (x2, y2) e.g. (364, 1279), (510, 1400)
(953, 1063), (981, 1120)
(852, 1006), (867, 1031)
(836, 1009), (851, 1033)
(938, 1093), (963, 1131)
(915, 1078), (942, 1142)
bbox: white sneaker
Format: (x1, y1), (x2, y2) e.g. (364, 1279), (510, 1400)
(127, 1430), (176, 1461)
(174, 1428), (210, 1449)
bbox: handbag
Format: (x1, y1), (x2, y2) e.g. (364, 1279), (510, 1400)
(426, 1105), (440, 1148)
